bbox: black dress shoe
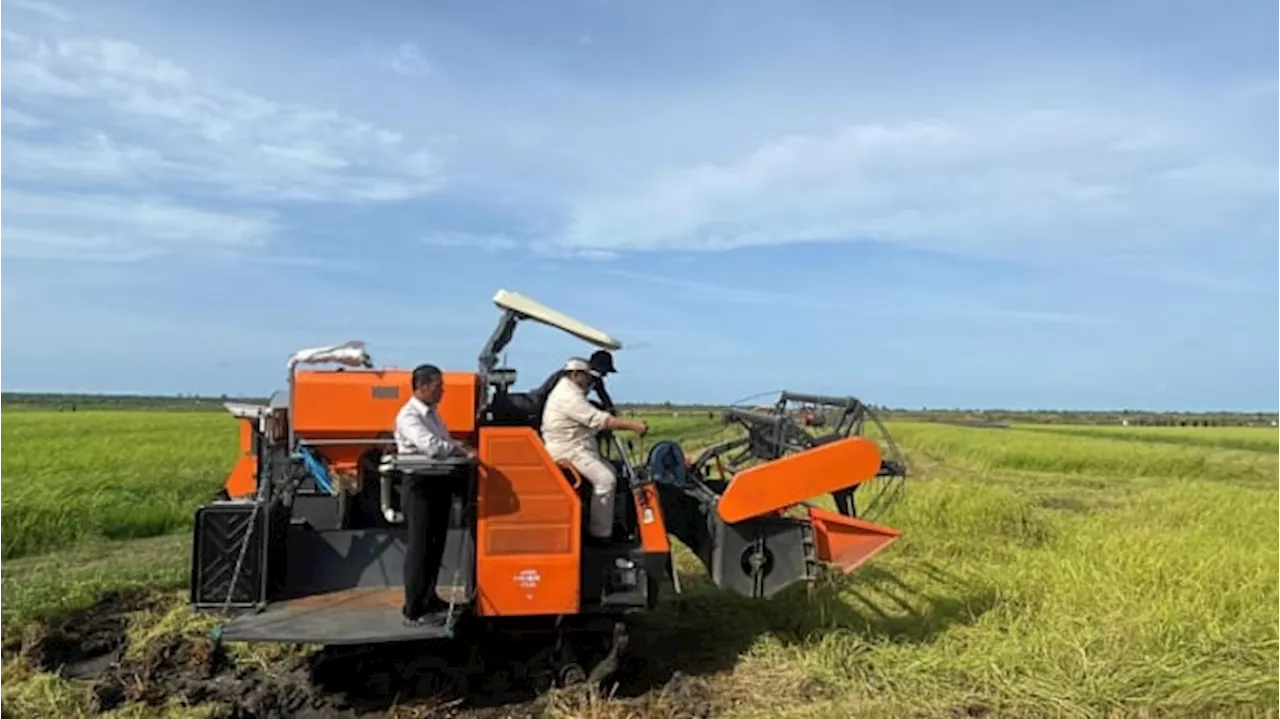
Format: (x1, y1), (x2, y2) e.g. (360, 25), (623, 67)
(403, 612), (445, 628)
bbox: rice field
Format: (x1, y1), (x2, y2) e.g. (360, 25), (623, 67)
(1, 412), (239, 560)
(1, 409), (1277, 717)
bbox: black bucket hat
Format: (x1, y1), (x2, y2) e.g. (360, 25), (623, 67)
(588, 350), (616, 376)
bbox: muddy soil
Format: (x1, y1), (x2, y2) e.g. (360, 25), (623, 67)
(7, 592), (721, 718)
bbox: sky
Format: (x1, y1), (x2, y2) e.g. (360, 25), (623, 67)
(1, 0), (1276, 410)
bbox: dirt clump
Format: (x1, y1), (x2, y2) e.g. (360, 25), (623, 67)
(14, 588), (163, 681)
(7, 592), (729, 718)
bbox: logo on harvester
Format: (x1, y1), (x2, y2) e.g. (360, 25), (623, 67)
(514, 568), (540, 589)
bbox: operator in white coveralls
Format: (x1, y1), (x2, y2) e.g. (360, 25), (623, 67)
(540, 357), (648, 543)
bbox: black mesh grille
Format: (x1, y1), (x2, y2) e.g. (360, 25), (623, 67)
(191, 504), (268, 608)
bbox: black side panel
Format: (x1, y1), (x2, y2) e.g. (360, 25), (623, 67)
(279, 527), (408, 598)
(276, 524), (476, 607)
(348, 453), (396, 529)
(579, 545), (655, 613)
(482, 390), (542, 427)
(655, 481), (815, 600)
(278, 470), (477, 603)
(291, 493), (346, 530)
(710, 515), (814, 599)
(191, 501), (288, 609)
(655, 481), (718, 574)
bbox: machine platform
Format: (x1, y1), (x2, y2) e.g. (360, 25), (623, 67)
(220, 588), (453, 645)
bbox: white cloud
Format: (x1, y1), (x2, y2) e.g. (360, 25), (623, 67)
(1, 190), (274, 261)
(552, 110), (1274, 261)
(381, 42), (431, 76)
(6, 0), (74, 23)
(943, 305), (1104, 327)
(604, 269), (823, 308)
(1, 107), (45, 128)
(526, 240), (618, 261)
(1, 29), (444, 202)
(0, 13), (447, 261)
(422, 232), (519, 253)
(607, 267), (1106, 327)
(2, 131), (176, 181)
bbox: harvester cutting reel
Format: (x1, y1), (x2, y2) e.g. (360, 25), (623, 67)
(645, 391), (907, 600)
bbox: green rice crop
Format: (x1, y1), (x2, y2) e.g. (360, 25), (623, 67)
(2, 410), (1276, 717)
(1016, 423), (1279, 453)
(1, 411), (239, 560)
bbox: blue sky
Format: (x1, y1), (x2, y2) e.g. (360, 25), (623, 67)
(2, 0), (1276, 410)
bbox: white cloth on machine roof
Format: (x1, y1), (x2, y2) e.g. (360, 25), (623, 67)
(286, 340), (371, 371)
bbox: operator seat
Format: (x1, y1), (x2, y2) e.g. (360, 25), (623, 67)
(530, 367), (564, 425)
(486, 367), (629, 533)
(481, 366), (565, 429)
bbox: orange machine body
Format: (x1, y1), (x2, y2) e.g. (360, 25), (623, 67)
(291, 369), (480, 459)
(291, 369), (480, 438)
(473, 427), (671, 617)
(475, 427), (582, 616)
(225, 369), (480, 497)
(220, 366), (672, 620)
(716, 436), (882, 523)
(225, 417), (259, 499)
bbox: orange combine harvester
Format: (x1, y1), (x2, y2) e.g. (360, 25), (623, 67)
(190, 289), (907, 684)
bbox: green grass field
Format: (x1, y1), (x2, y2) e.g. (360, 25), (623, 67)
(2, 410), (1277, 718)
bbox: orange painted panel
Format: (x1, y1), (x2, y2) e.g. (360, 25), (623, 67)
(717, 437), (882, 523)
(291, 369), (477, 437)
(225, 418), (258, 498)
(633, 484), (671, 553)
(486, 525), (574, 555)
(807, 506), (902, 572)
(475, 427), (580, 617)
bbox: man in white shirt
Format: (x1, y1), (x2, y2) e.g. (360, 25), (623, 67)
(541, 357), (648, 543)
(394, 364), (477, 627)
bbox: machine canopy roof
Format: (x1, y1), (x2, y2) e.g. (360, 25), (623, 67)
(492, 289), (622, 350)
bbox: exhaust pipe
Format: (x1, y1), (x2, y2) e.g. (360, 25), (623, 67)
(376, 456), (404, 524)
(380, 474), (403, 523)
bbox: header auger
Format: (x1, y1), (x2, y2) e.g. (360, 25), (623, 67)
(189, 289), (907, 687)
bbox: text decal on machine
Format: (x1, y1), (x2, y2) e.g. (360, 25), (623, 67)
(514, 568), (540, 600)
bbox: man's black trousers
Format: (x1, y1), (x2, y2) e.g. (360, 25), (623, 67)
(401, 474), (456, 619)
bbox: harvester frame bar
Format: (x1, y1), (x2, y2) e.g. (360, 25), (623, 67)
(684, 390), (907, 523)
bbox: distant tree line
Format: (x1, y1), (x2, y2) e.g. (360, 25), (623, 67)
(0, 392), (267, 413)
(2, 392), (1276, 427)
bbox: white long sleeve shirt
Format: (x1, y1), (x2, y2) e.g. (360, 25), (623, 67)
(540, 376), (613, 460)
(394, 396), (459, 458)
